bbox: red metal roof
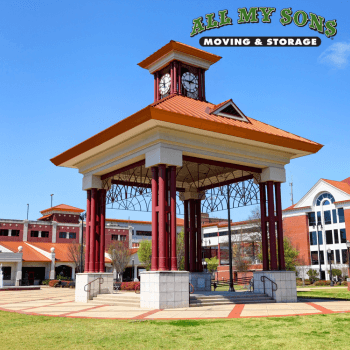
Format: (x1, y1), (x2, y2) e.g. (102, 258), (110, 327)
(323, 179), (350, 196)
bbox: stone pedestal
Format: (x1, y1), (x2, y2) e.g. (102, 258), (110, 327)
(75, 273), (113, 303)
(189, 272), (211, 292)
(140, 271), (189, 309)
(253, 271), (297, 303)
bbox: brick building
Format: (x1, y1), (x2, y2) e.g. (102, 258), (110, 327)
(283, 177), (350, 280)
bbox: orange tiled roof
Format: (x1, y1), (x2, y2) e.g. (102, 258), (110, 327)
(323, 179), (350, 196)
(129, 248), (139, 255)
(29, 242), (112, 263)
(0, 241), (51, 262)
(40, 204), (84, 215)
(37, 214), (52, 220)
(51, 95), (323, 167)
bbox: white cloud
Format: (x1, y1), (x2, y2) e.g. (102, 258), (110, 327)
(318, 42), (350, 69)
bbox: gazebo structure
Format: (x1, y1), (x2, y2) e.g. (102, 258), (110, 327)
(51, 41), (322, 307)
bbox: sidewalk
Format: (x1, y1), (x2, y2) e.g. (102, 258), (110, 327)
(1, 288), (350, 320)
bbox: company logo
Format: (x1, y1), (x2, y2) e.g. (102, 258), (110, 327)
(191, 8), (337, 47)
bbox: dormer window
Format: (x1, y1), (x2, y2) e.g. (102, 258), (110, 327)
(210, 99), (249, 122)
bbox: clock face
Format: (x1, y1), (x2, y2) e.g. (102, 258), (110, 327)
(159, 73), (171, 95)
(181, 72), (198, 93)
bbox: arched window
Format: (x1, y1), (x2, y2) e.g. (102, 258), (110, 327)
(316, 193), (335, 206)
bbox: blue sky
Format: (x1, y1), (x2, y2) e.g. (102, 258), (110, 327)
(0, 1), (349, 222)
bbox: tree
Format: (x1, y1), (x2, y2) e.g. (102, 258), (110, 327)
(284, 237), (300, 271)
(177, 229), (185, 270)
(205, 256), (219, 273)
(67, 242), (84, 273)
(307, 269), (319, 283)
(245, 207), (262, 261)
(108, 241), (132, 281)
(137, 240), (152, 271)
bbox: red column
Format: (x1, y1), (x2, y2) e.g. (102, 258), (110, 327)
(198, 69), (203, 101)
(154, 74), (157, 103)
(151, 167), (159, 271)
(178, 63), (182, 95)
(275, 182), (285, 270)
(156, 72), (160, 101)
(217, 231), (221, 266)
(196, 200), (202, 272)
(85, 190), (91, 272)
(184, 199), (189, 271)
(95, 191), (100, 273)
(259, 182), (269, 271)
(99, 189), (106, 273)
(202, 71), (206, 101)
(158, 164), (167, 271)
(165, 169), (169, 270)
(170, 62), (174, 94)
(267, 181), (277, 270)
(189, 199), (196, 272)
(170, 166), (177, 270)
(90, 189), (97, 272)
(174, 62), (178, 94)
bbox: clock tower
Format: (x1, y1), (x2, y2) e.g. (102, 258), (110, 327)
(138, 41), (221, 102)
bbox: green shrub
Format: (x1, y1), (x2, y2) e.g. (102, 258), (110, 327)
(342, 281), (348, 286)
(41, 279), (50, 285)
(304, 279), (311, 285)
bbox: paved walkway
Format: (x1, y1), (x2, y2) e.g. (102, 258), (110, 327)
(1, 287), (350, 320)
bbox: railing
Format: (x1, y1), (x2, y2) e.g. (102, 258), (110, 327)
(211, 276), (253, 291)
(84, 277), (104, 299)
(261, 276), (278, 300)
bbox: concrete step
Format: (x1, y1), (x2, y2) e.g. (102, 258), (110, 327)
(190, 299), (276, 307)
(89, 299), (140, 307)
(190, 293), (270, 300)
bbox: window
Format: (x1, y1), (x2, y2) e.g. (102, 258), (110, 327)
(317, 211), (322, 225)
(342, 249), (348, 264)
(59, 232), (66, 239)
(136, 230), (152, 236)
(0, 229), (9, 236)
(11, 230), (20, 237)
(326, 230), (333, 244)
(316, 193), (335, 206)
(69, 232), (76, 239)
(318, 231), (323, 245)
(311, 252), (319, 265)
(31, 231), (39, 237)
(324, 210), (332, 225)
(320, 251), (325, 264)
(338, 208), (345, 223)
(111, 235), (119, 240)
(328, 250), (334, 263)
(335, 250), (341, 264)
(308, 212), (316, 226)
(120, 235), (126, 241)
(332, 209), (337, 224)
(334, 229), (339, 244)
(310, 232), (317, 245)
(2, 267), (11, 280)
(340, 229), (346, 243)
(323, 200), (330, 205)
(41, 231), (49, 238)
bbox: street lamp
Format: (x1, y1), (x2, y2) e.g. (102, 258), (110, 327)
(78, 213), (86, 273)
(226, 185), (235, 292)
(132, 258), (135, 281)
(327, 248), (334, 287)
(346, 240), (350, 278)
(317, 222), (322, 279)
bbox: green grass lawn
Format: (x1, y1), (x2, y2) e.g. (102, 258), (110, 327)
(298, 288), (350, 300)
(2, 310), (350, 349)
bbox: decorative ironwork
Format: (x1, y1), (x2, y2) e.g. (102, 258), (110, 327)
(104, 158), (261, 214)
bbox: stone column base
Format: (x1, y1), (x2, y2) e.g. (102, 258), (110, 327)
(189, 272), (211, 292)
(253, 271), (297, 303)
(75, 273), (113, 303)
(140, 271), (189, 309)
